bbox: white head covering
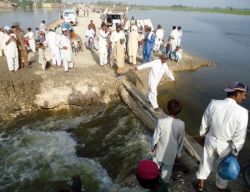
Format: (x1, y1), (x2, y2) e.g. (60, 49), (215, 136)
(61, 27), (68, 32)
(4, 26), (11, 31)
(131, 25), (138, 32)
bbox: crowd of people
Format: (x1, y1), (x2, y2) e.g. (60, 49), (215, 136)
(0, 19), (84, 72)
(0, 9), (248, 192)
(0, 11), (183, 75)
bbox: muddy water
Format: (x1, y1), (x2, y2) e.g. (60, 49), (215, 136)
(0, 104), (151, 191)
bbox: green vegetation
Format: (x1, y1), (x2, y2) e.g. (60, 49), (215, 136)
(134, 5), (250, 16)
(13, 0), (33, 9)
(9, 0), (61, 9)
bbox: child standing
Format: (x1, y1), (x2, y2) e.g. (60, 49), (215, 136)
(151, 99), (185, 189)
(114, 38), (126, 78)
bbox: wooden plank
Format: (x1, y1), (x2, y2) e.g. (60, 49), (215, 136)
(119, 86), (156, 130)
(119, 81), (204, 161)
(123, 81), (165, 119)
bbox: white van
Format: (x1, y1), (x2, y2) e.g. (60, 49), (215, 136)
(63, 9), (78, 26)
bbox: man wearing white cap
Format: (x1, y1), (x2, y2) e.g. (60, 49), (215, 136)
(3, 26), (19, 71)
(194, 81), (248, 192)
(58, 28), (73, 72)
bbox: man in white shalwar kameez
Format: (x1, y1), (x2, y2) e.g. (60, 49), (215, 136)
(45, 29), (61, 66)
(177, 26), (182, 47)
(136, 55), (175, 111)
(98, 23), (109, 66)
(154, 25), (164, 52)
(24, 27), (36, 52)
(168, 26), (179, 55)
(58, 28), (73, 72)
(39, 20), (47, 33)
(109, 25), (126, 67)
(85, 26), (95, 47)
(128, 25), (140, 65)
(3, 26), (19, 71)
(194, 81), (248, 192)
(152, 99), (185, 185)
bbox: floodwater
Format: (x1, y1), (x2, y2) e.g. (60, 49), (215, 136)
(128, 9), (250, 157)
(0, 9), (60, 30)
(0, 9), (250, 191)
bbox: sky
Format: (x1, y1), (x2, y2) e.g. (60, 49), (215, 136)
(77, 0), (250, 9)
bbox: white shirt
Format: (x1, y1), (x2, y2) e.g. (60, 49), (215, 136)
(39, 22), (47, 33)
(98, 29), (109, 52)
(3, 33), (18, 58)
(177, 30), (182, 46)
(152, 116), (185, 164)
(24, 31), (35, 41)
(169, 29), (179, 46)
(0, 31), (6, 49)
(137, 59), (175, 90)
(58, 34), (73, 61)
(45, 31), (58, 49)
(156, 28), (164, 40)
(85, 28), (95, 39)
(110, 30), (126, 48)
(200, 98), (248, 154)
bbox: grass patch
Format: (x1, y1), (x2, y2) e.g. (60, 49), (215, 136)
(134, 6), (250, 15)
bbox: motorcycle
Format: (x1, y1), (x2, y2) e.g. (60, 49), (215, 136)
(85, 36), (94, 52)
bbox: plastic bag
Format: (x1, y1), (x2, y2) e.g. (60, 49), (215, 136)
(217, 155), (240, 180)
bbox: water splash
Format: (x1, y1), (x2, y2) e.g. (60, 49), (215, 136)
(0, 128), (113, 191)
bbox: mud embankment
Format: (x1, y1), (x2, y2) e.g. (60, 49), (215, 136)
(0, 50), (214, 121)
(0, 59), (120, 120)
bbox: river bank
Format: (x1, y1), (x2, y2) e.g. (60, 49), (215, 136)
(1, 10), (249, 192)
(0, 11), (213, 120)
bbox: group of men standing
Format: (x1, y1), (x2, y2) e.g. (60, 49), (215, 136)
(0, 20), (76, 72)
(0, 22), (31, 72)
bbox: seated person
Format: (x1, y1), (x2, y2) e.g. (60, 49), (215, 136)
(170, 46), (183, 62)
(84, 25), (95, 47)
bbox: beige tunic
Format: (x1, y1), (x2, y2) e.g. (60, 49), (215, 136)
(115, 42), (125, 74)
(128, 31), (140, 56)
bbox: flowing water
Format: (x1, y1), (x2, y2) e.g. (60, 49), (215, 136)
(1, 9), (250, 191)
(0, 104), (151, 191)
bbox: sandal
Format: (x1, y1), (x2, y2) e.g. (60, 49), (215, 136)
(192, 180), (203, 192)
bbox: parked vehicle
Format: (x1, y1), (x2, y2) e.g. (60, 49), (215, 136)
(63, 9), (78, 26)
(105, 13), (124, 27)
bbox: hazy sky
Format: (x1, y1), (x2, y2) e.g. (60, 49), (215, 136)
(78, 0), (250, 9)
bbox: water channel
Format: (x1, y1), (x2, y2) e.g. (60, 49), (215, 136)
(0, 9), (250, 191)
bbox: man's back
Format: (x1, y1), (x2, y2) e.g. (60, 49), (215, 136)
(201, 98), (248, 153)
(153, 116), (185, 165)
